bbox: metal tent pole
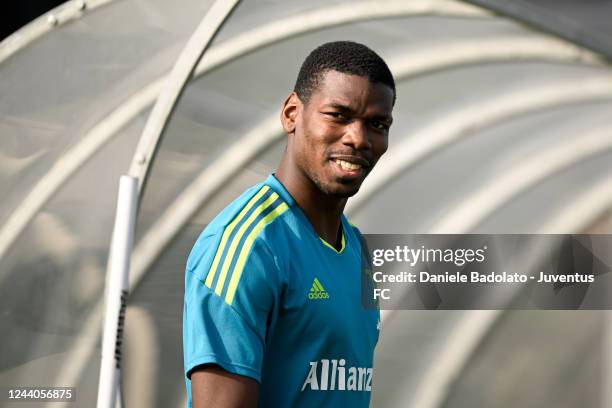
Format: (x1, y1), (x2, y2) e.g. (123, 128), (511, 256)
(95, 0), (240, 407)
(96, 176), (137, 408)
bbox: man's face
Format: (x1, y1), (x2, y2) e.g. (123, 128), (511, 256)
(285, 70), (394, 198)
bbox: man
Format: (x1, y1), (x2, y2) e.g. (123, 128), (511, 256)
(183, 41), (395, 407)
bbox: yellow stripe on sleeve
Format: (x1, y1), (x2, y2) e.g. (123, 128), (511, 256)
(225, 202), (289, 305)
(204, 186), (270, 287)
(215, 193), (280, 295)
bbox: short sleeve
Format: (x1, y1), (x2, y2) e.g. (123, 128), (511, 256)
(183, 230), (281, 383)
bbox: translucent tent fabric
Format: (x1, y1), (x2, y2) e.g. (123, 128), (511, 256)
(465, 0), (612, 59)
(2, 0), (612, 407)
(0, 0), (215, 406)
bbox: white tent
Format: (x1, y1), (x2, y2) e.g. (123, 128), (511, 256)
(1, 0), (611, 406)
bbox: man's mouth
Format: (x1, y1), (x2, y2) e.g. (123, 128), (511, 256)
(333, 159), (363, 171)
(329, 156), (371, 180)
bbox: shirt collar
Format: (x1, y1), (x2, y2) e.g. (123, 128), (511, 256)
(264, 173), (296, 207)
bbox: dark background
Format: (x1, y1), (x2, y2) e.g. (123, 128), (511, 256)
(1, 1), (64, 41)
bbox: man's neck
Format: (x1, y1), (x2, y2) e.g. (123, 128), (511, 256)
(275, 162), (346, 249)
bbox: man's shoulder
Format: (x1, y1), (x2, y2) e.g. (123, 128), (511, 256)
(187, 181), (293, 271)
(343, 216), (364, 240)
(205, 181), (293, 237)
(203, 183), (267, 234)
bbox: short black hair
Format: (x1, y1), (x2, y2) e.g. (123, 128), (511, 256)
(293, 41), (396, 105)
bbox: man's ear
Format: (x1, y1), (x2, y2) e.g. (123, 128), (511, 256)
(280, 92), (300, 135)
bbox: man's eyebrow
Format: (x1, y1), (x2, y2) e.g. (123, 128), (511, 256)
(322, 102), (353, 112)
(322, 102), (393, 124)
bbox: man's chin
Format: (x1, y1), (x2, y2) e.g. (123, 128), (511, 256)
(309, 171), (364, 198)
(324, 181), (361, 198)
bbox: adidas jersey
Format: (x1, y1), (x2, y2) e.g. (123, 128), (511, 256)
(183, 174), (380, 407)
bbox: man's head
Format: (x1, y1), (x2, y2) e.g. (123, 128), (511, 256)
(280, 41), (395, 199)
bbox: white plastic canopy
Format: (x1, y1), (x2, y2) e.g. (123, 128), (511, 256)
(1, 1), (611, 407)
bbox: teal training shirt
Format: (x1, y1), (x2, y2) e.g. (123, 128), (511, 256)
(183, 174), (380, 407)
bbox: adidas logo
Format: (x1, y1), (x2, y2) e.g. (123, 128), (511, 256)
(308, 278), (330, 299)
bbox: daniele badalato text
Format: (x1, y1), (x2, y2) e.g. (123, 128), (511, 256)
(371, 245), (595, 284)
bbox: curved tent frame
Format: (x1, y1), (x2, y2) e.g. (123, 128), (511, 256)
(2, 0), (612, 407)
(0, 0), (499, 263)
(96, 1), (240, 407)
(0, 0), (116, 63)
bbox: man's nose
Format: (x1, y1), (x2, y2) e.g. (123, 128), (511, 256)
(342, 120), (371, 150)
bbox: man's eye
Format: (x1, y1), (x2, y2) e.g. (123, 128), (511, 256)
(371, 121), (389, 130)
(326, 112), (347, 120)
